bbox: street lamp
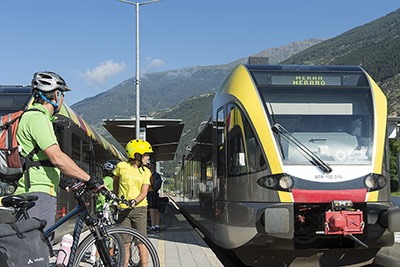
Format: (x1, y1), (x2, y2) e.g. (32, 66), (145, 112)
(117, 0), (163, 139)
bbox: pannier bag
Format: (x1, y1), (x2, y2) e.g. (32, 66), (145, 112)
(0, 218), (51, 267)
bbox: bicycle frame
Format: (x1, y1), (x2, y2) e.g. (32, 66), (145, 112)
(44, 183), (116, 267)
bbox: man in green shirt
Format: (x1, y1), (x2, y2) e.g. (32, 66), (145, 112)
(15, 71), (104, 234)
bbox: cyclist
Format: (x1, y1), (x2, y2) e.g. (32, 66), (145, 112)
(113, 139), (153, 267)
(14, 71), (104, 236)
(96, 160), (118, 212)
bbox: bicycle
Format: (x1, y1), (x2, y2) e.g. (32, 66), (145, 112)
(2, 182), (160, 267)
(147, 196), (174, 232)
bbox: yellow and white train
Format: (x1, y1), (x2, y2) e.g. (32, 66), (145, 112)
(179, 64), (400, 266)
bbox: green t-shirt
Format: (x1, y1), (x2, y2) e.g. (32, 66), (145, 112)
(15, 103), (60, 196)
(96, 176), (114, 211)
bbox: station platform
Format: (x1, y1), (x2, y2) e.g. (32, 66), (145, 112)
(148, 206), (223, 267)
(50, 203), (223, 267)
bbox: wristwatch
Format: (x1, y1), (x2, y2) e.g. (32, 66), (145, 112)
(131, 199), (138, 206)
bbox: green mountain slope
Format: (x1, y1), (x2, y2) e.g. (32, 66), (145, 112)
(149, 93), (215, 176)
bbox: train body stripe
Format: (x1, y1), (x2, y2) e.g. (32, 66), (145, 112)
(367, 191), (379, 202)
(278, 191), (293, 202)
(291, 189), (367, 203)
(221, 65), (282, 173)
(366, 73), (387, 175)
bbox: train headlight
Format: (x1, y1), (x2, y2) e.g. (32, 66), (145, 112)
(264, 177), (278, 188)
(364, 173), (386, 191)
(279, 175), (294, 190)
(364, 175), (378, 190)
(378, 175), (387, 188)
(257, 173), (294, 191)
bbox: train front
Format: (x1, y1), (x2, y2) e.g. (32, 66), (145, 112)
(222, 64), (400, 265)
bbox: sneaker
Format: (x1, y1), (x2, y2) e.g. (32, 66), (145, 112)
(155, 226), (160, 233)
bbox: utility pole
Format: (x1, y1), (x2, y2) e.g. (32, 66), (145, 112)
(116, 0), (163, 139)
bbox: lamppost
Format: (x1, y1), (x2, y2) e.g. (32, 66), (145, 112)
(117, 0), (163, 139)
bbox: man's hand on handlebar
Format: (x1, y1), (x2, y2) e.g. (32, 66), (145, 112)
(86, 176), (106, 192)
(59, 176), (107, 192)
(59, 177), (75, 192)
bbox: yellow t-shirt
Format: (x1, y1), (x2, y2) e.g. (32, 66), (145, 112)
(113, 161), (151, 208)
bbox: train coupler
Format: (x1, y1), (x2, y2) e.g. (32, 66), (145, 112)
(324, 201), (364, 236)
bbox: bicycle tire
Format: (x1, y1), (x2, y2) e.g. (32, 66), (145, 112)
(74, 226), (160, 267)
(73, 230), (126, 267)
(159, 203), (174, 231)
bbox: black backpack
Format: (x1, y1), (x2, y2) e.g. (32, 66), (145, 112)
(151, 172), (162, 192)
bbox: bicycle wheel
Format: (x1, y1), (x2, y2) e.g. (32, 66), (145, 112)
(75, 226), (160, 267)
(159, 202), (174, 231)
(73, 230), (126, 267)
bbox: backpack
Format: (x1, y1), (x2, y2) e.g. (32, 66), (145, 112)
(0, 218), (51, 267)
(151, 171), (162, 192)
(0, 109), (53, 189)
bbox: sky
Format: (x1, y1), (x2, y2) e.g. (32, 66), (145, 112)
(0, 0), (399, 106)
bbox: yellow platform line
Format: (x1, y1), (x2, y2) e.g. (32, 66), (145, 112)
(158, 230), (165, 267)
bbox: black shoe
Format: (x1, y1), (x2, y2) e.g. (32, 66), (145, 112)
(155, 226), (160, 233)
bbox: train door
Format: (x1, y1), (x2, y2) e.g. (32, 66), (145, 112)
(216, 107), (226, 201)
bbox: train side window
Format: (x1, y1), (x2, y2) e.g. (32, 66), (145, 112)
(227, 104), (267, 176)
(216, 108), (225, 178)
(227, 104), (247, 176)
(243, 114), (267, 173)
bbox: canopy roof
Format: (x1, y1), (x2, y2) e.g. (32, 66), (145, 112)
(103, 117), (184, 162)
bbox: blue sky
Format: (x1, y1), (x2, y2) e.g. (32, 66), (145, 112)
(0, 0), (399, 105)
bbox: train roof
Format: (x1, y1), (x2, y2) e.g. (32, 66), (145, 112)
(0, 85), (31, 93)
(3, 85), (126, 161)
(245, 64), (364, 73)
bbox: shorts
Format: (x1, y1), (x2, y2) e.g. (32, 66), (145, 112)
(147, 191), (160, 209)
(117, 206), (147, 243)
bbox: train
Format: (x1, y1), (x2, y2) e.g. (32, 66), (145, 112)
(0, 85), (125, 241)
(177, 64), (400, 266)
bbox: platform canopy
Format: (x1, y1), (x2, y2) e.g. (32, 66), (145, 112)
(103, 117), (184, 162)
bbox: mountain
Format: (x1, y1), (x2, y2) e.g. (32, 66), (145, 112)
(71, 39), (324, 126)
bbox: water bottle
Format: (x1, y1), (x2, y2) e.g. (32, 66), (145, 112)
(56, 233), (73, 267)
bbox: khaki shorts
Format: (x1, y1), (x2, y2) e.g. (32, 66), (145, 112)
(117, 206), (147, 243)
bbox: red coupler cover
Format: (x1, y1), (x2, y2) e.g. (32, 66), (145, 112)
(325, 210), (364, 235)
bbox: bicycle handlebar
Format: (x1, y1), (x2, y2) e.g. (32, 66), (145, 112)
(70, 181), (132, 207)
(98, 188), (132, 207)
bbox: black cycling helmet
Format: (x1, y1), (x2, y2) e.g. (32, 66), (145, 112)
(31, 71), (71, 92)
(103, 160), (119, 173)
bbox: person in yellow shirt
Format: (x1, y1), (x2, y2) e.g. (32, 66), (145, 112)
(113, 139), (152, 267)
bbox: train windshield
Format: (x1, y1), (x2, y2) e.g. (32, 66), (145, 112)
(256, 75), (374, 165)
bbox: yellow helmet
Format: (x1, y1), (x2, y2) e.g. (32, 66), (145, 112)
(126, 139), (153, 159)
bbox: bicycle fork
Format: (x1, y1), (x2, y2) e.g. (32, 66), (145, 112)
(92, 225), (117, 267)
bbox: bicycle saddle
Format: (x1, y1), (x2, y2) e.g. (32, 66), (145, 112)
(1, 195), (38, 208)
